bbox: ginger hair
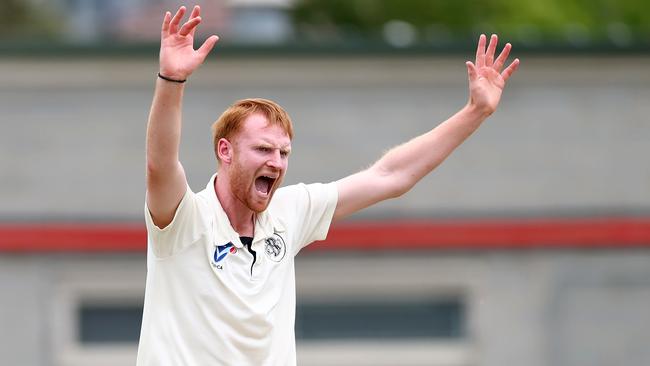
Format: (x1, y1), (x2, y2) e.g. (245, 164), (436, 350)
(211, 98), (294, 160)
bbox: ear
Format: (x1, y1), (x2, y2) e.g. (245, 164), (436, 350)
(217, 138), (233, 164)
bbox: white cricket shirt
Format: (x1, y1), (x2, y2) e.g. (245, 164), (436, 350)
(137, 174), (338, 366)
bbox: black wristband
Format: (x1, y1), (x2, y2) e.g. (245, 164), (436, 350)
(157, 73), (187, 83)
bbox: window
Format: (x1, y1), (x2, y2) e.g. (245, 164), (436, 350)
(297, 299), (464, 340)
(78, 304), (143, 344)
(50, 259), (145, 366)
(294, 254), (474, 366)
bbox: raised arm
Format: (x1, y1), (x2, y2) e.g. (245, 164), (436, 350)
(334, 34), (519, 220)
(146, 5), (218, 228)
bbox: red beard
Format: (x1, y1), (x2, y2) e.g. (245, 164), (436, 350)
(229, 156), (280, 213)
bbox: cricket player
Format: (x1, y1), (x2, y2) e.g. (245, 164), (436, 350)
(137, 5), (519, 365)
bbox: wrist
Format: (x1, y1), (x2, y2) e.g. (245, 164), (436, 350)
(455, 103), (491, 130)
(157, 72), (187, 83)
(463, 101), (494, 120)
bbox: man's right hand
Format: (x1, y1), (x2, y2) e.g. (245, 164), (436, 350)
(146, 5), (217, 229)
(159, 5), (219, 81)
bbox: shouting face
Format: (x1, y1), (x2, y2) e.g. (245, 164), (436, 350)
(224, 113), (291, 213)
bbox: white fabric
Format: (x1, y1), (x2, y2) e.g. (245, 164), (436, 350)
(137, 174), (338, 366)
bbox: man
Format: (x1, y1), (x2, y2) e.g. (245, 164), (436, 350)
(138, 5), (519, 366)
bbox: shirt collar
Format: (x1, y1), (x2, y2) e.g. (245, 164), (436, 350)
(254, 208), (285, 244)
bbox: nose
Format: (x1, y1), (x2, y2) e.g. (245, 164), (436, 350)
(266, 150), (283, 169)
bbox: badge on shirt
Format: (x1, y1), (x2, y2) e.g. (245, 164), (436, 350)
(213, 242), (237, 269)
(264, 233), (286, 262)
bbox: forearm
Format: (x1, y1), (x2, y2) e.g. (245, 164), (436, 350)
(146, 78), (185, 172)
(374, 103), (490, 194)
(335, 35), (518, 221)
(144, 6), (218, 228)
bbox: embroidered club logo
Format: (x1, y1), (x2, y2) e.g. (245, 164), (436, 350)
(214, 242), (236, 263)
(264, 233), (286, 262)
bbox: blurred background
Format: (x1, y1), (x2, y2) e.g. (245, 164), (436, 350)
(1, 0), (649, 365)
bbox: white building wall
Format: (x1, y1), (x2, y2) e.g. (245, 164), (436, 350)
(1, 54), (649, 365)
(2, 250), (650, 366)
(0, 56), (648, 219)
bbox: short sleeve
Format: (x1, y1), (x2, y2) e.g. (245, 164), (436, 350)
(274, 182), (338, 255)
(144, 185), (209, 258)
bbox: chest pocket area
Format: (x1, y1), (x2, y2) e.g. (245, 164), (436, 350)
(261, 233), (288, 264)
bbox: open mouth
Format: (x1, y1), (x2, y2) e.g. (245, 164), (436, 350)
(254, 175), (277, 196)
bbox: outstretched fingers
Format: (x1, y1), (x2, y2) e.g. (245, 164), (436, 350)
(475, 34), (486, 68)
(197, 35), (219, 60)
(189, 5), (200, 19)
(179, 16), (201, 37)
(188, 5), (201, 36)
(493, 43), (512, 72)
(165, 6), (201, 38)
(485, 34), (497, 67)
(501, 58), (520, 82)
(161, 11), (171, 33)
(466, 61), (478, 82)
(168, 6), (186, 34)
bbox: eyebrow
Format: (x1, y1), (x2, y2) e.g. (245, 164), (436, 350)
(255, 142), (292, 152)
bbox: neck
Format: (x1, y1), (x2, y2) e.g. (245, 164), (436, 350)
(214, 174), (255, 237)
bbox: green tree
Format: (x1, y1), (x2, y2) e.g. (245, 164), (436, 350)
(292, 0), (650, 46)
(0, 0), (61, 40)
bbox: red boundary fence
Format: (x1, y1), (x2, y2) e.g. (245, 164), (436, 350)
(1, 217), (650, 252)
